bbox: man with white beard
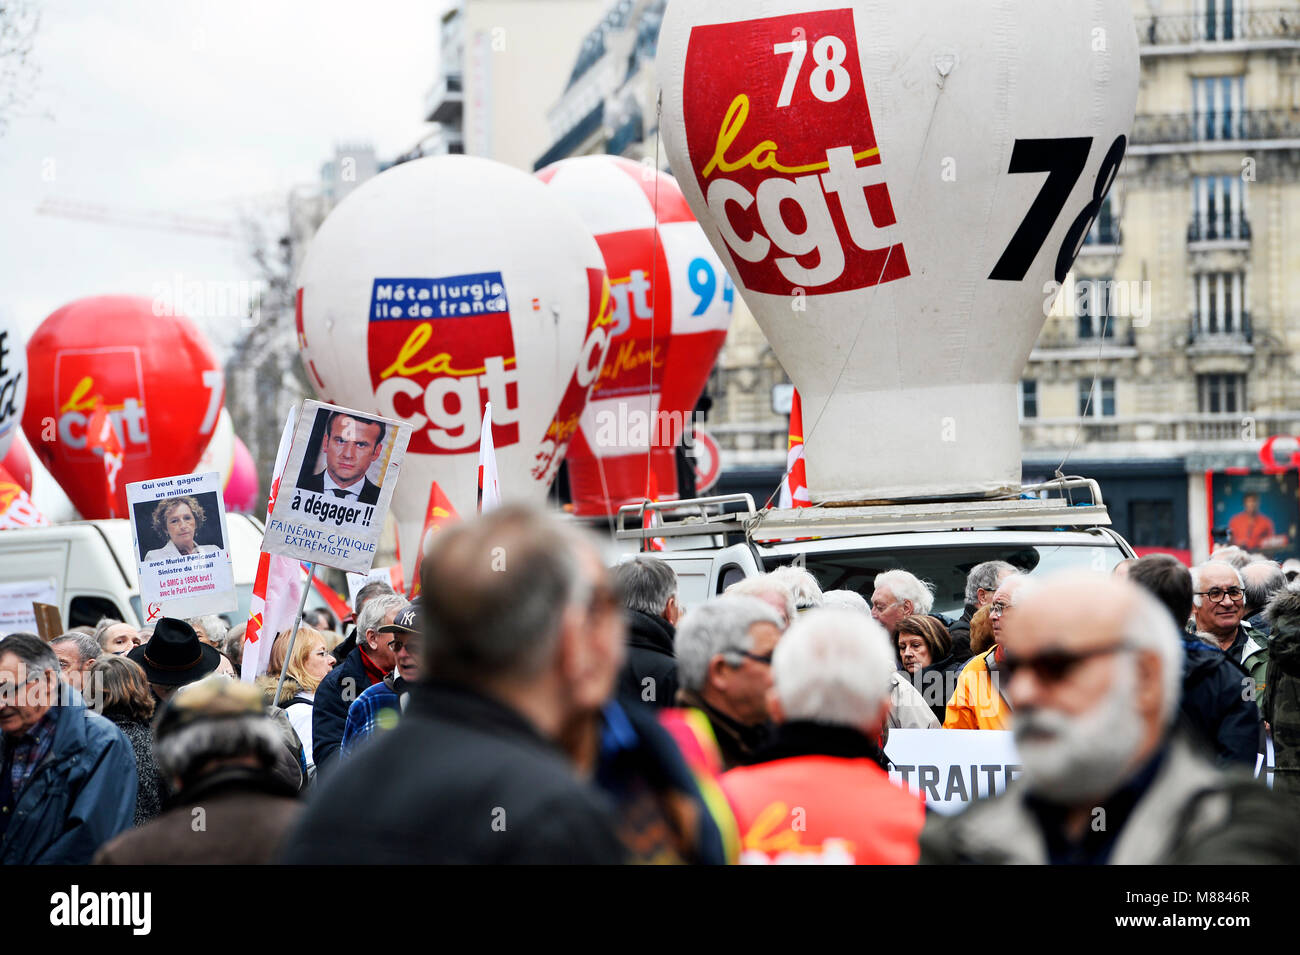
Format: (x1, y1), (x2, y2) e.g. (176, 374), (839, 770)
(920, 572), (1299, 864)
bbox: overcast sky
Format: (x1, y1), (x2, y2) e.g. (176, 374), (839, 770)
(0, 0), (446, 352)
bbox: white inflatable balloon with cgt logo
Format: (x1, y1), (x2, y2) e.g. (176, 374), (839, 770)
(657, 0), (1139, 502)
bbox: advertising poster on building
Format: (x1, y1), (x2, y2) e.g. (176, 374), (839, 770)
(128, 471), (236, 620)
(264, 400), (410, 574)
(1209, 470), (1299, 558)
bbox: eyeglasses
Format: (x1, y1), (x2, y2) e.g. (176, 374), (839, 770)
(730, 650), (773, 666)
(869, 600), (897, 614)
(387, 636), (419, 653)
(989, 602), (1010, 619)
(1001, 643), (1132, 684)
(1196, 587), (1244, 604)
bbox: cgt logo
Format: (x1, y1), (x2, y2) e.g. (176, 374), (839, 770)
(681, 9), (910, 296)
(369, 274), (521, 455)
(531, 269), (614, 483)
(53, 349), (150, 459)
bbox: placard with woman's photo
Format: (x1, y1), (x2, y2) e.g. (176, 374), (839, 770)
(127, 470), (237, 620)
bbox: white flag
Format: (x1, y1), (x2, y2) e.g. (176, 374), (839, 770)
(477, 402), (501, 513)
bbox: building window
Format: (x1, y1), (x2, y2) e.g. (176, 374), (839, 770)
(1193, 75), (1244, 140)
(1084, 195), (1119, 246)
(1192, 176), (1247, 240)
(1019, 380), (1038, 420)
(1194, 272), (1246, 334)
(1198, 374), (1245, 413)
(1203, 0), (1240, 41)
(1078, 378), (1116, 418)
(1076, 278), (1115, 339)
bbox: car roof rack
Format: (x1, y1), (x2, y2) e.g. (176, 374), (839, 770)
(615, 475), (1111, 544)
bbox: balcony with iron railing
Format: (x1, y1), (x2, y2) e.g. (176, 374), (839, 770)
(424, 72), (463, 124)
(1137, 8), (1300, 49)
(1030, 320), (1137, 354)
(1188, 215), (1252, 244)
(1130, 108), (1300, 150)
(1188, 312), (1254, 350)
(1022, 412), (1300, 448)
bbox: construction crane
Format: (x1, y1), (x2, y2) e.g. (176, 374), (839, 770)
(35, 198), (241, 240)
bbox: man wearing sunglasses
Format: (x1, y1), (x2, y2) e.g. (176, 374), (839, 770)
(340, 599), (424, 757)
(942, 574), (1033, 730)
(1191, 561), (1270, 710)
(922, 573), (1300, 864)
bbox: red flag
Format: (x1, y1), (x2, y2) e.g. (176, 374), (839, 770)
(642, 467), (665, 552)
(779, 389), (811, 510)
(477, 402), (500, 513)
(411, 481), (460, 597)
(84, 400), (124, 518)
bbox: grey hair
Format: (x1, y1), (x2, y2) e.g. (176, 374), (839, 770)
(1210, 545), (1251, 570)
(822, 590), (870, 614)
(50, 632), (102, 666)
(964, 560), (1017, 608)
(613, 555), (678, 617)
(0, 632), (59, 684)
(767, 566), (824, 610)
(725, 576), (797, 627)
(356, 593), (408, 650)
(1121, 587), (1186, 729)
(772, 608), (896, 727)
(1190, 561), (1245, 607)
(154, 715), (284, 786)
(188, 615), (229, 645)
(872, 570), (934, 615)
(1242, 560), (1285, 612)
(354, 579), (396, 615)
(675, 595), (783, 693)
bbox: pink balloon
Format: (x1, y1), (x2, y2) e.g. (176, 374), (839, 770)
(223, 436), (259, 513)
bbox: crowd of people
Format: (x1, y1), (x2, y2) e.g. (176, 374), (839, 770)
(2, 507), (1299, 864)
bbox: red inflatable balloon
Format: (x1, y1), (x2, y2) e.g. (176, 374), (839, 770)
(1, 431), (33, 496)
(538, 156), (734, 516)
(22, 296), (224, 519)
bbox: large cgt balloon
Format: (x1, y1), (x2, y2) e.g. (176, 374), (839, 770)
(296, 154), (612, 579)
(657, 1), (1139, 502)
(22, 296), (224, 518)
(538, 155), (734, 517)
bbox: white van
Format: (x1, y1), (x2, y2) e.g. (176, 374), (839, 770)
(613, 477), (1137, 612)
(0, 514), (268, 632)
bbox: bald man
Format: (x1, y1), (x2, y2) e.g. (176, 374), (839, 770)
(922, 573), (1299, 864)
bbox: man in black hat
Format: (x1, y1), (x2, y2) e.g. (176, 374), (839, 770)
(130, 618), (304, 791)
(127, 617), (222, 705)
(340, 598), (423, 757)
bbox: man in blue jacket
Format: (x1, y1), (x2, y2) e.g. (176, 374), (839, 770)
(0, 633), (137, 864)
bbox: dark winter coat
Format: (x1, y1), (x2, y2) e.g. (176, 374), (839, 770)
(945, 608), (974, 664)
(1177, 638), (1261, 769)
(0, 687), (137, 865)
(616, 609), (679, 708)
(311, 646), (372, 775)
(280, 680), (627, 864)
(920, 735), (1300, 864)
(94, 765), (301, 864)
(103, 712), (167, 826)
(1264, 589), (1300, 803)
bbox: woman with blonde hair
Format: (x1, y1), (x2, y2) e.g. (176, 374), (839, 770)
(257, 626), (336, 780)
